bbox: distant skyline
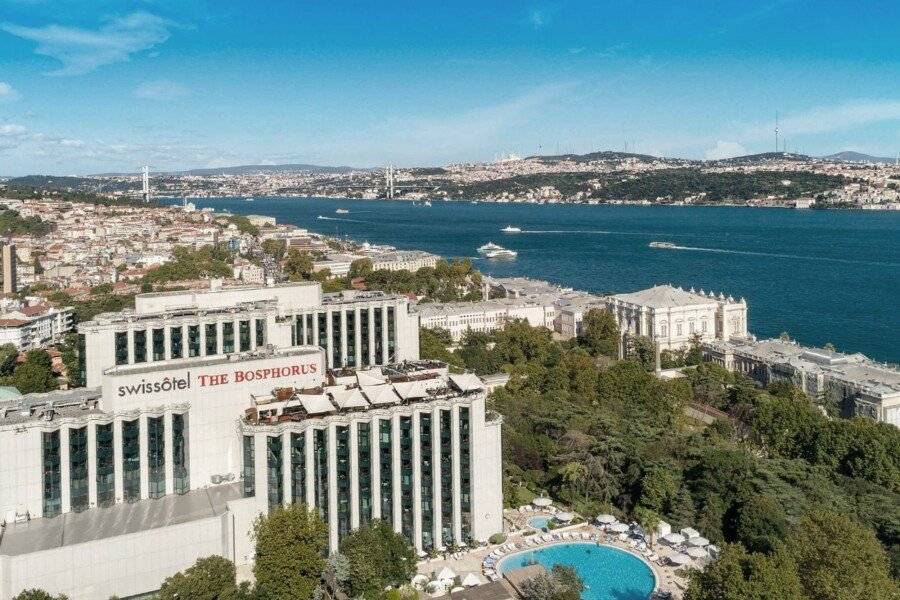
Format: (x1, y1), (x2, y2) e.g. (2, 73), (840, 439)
(1, 1), (899, 175)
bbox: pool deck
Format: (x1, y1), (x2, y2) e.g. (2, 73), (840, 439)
(416, 515), (691, 598)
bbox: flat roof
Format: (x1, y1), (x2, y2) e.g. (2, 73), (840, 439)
(0, 483), (243, 557)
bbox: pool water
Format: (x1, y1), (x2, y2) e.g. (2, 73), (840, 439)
(527, 516), (551, 530)
(498, 542), (656, 600)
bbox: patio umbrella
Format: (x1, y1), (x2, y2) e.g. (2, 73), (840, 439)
(532, 496), (553, 508)
(437, 566), (457, 582)
(412, 574), (429, 588)
(661, 533), (686, 545)
(462, 573), (481, 587)
(686, 536), (710, 547)
(556, 511), (575, 522)
(608, 522), (630, 533)
(596, 514), (617, 524)
(680, 527), (700, 539)
(686, 547), (708, 559)
(451, 587), (465, 593)
(668, 553), (692, 566)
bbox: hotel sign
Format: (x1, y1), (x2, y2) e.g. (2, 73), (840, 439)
(116, 362), (319, 398)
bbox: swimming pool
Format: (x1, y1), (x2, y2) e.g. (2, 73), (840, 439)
(498, 542), (656, 600)
(527, 516), (551, 530)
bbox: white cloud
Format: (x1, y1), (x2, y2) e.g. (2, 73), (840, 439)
(134, 80), (190, 100)
(741, 99), (900, 141)
(1, 12), (175, 75)
(0, 82), (18, 101)
(704, 140), (747, 160)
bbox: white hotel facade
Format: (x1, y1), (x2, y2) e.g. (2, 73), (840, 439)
(0, 282), (503, 600)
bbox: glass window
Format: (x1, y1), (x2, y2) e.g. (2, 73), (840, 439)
(379, 419), (392, 525)
(152, 328), (165, 361)
(114, 331), (128, 365)
(133, 330), (147, 363)
(400, 416), (413, 543)
(188, 325), (201, 357)
(358, 422), (372, 526)
(291, 432), (305, 504)
(267, 436), (283, 509)
(41, 430), (62, 517)
(360, 309), (370, 366)
(346, 310), (357, 368)
(223, 322), (235, 353)
(387, 307), (396, 362)
(336, 426), (351, 541)
(173, 413), (189, 494)
(374, 308), (384, 364)
(305, 313), (314, 345)
(122, 419), (140, 502)
(239, 320), (251, 352)
(317, 312), (328, 351)
(331, 311), (342, 367)
(205, 323), (218, 355)
(420, 413), (434, 550)
(170, 326), (184, 360)
(440, 410), (453, 544)
(96, 423), (115, 507)
(314, 429), (329, 522)
(255, 318), (265, 347)
(460, 407), (472, 542)
(147, 417), (165, 499)
(69, 427), (89, 512)
(243, 435), (255, 497)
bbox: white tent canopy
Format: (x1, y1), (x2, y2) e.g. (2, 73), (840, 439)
(556, 512), (574, 522)
(661, 532), (686, 545)
(686, 536), (710, 547)
(686, 546), (708, 558)
(596, 514), (617, 524)
(462, 573), (481, 587)
(680, 527), (700, 539)
(436, 566), (457, 581)
(668, 553), (692, 566)
(532, 497), (553, 507)
(608, 522), (630, 533)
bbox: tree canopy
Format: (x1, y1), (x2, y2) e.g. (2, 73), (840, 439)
(252, 504), (328, 600)
(338, 520), (418, 600)
(157, 555), (254, 600)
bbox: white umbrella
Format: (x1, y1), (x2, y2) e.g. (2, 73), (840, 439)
(556, 511), (574, 522)
(462, 573), (481, 587)
(437, 566), (457, 581)
(412, 574), (429, 588)
(596, 514), (617, 524)
(608, 522), (629, 533)
(661, 533), (686, 545)
(686, 546), (708, 559)
(451, 587), (465, 593)
(680, 527), (700, 539)
(686, 536), (710, 547)
(668, 553), (692, 566)
(532, 496), (553, 508)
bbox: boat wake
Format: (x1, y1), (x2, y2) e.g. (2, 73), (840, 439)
(316, 216), (367, 223)
(663, 244), (900, 268)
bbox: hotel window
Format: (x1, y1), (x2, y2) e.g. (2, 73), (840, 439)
(676, 322), (683, 336)
(239, 320), (251, 352)
(267, 436), (283, 509)
(170, 326), (184, 360)
(69, 426), (89, 512)
(459, 407), (472, 542)
(379, 419), (393, 525)
(114, 332), (128, 365)
(152, 328), (165, 361)
(223, 322), (235, 353)
(147, 416), (166, 499)
(305, 313), (314, 345)
(317, 312), (328, 351)
(346, 310), (357, 368)
(313, 429), (329, 522)
(420, 413), (434, 550)
(133, 330), (147, 363)
(255, 318), (265, 347)
(122, 419), (140, 502)
(689, 320), (695, 334)
(660, 322), (668, 337)
(173, 413), (189, 494)
(188, 325), (201, 357)
(242, 436), (255, 497)
(387, 307), (396, 362)
(331, 311), (342, 367)
(360, 310), (370, 366)
(440, 410), (453, 543)
(701, 319), (708, 333)
(96, 423), (115, 507)
(41, 430), (62, 518)
(358, 422), (372, 526)
(205, 323), (218, 355)
(400, 416), (413, 543)
(336, 426), (351, 541)
(291, 432), (305, 504)
(374, 309), (384, 364)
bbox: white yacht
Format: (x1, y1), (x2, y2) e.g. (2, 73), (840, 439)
(501, 225), (522, 233)
(485, 248), (517, 259)
(477, 242), (504, 254)
(335, 208), (349, 214)
(648, 241), (677, 249)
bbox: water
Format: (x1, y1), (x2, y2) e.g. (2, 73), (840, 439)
(528, 516), (551, 530)
(498, 542), (656, 600)
(164, 197), (900, 363)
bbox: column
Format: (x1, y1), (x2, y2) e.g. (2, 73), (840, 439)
(113, 418), (124, 502)
(282, 432), (292, 505)
(391, 414), (402, 534)
(370, 415), (381, 520)
(253, 432), (267, 514)
(354, 307), (362, 367)
(368, 306), (376, 366)
(381, 306), (389, 364)
(327, 423), (339, 551)
(60, 426), (71, 514)
(216, 320), (224, 354)
(304, 428), (315, 507)
(87, 423), (98, 508)
(233, 318), (240, 352)
(325, 309), (334, 368)
(164, 412), (175, 496)
(139, 416), (149, 500)
(349, 420), (360, 529)
(126, 328), (135, 364)
(312, 312), (320, 349)
(250, 317), (258, 349)
(340, 309), (348, 367)
(182, 324), (189, 358)
(163, 325), (172, 360)
(411, 412), (423, 551)
(451, 407), (462, 544)
(432, 406), (442, 549)
(199, 321), (207, 356)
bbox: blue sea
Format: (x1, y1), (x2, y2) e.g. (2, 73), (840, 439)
(162, 197), (900, 363)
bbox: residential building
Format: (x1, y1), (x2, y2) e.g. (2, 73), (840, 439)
(0, 304), (74, 350)
(1, 245), (16, 295)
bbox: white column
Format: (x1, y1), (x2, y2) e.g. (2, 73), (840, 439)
(368, 306), (376, 366)
(451, 407), (462, 544)
(312, 313), (320, 348)
(327, 423), (339, 551)
(354, 307), (362, 367)
(411, 412), (422, 551)
(182, 324), (189, 358)
(381, 305), (390, 364)
(87, 423), (98, 508)
(349, 421), (360, 529)
(304, 428), (315, 507)
(251, 317), (258, 349)
(216, 320), (224, 354)
(163, 325), (172, 360)
(164, 412), (174, 496)
(139, 416), (149, 500)
(199, 322), (207, 356)
(113, 418), (124, 502)
(432, 406), (442, 549)
(391, 414), (402, 533)
(370, 416), (381, 521)
(126, 328), (135, 364)
(253, 432), (268, 514)
(60, 427), (71, 514)
(325, 309), (334, 368)
(340, 309), (348, 367)
(282, 432), (292, 505)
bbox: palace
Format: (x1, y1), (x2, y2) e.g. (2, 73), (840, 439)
(0, 281), (503, 600)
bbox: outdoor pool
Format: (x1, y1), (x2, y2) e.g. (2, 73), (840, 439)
(527, 516), (551, 530)
(498, 542), (656, 600)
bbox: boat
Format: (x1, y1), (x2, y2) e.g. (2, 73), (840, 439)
(316, 215), (326, 220)
(485, 248), (517, 259)
(501, 226), (522, 233)
(648, 241), (677, 249)
(477, 242), (504, 254)
(335, 208), (349, 214)
(423, 200), (433, 207)
(244, 197), (254, 202)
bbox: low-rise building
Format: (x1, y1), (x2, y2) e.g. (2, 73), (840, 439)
(0, 304), (74, 350)
(415, 299), (554, 342)
(369, 250), (439, 272)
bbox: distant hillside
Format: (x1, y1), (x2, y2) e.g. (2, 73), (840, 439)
(528, 150), (660, 163)
(174, 163), (369, 176)
(823, 151), (896, 164)
(713, 152), (812, 165)
(6, 174), (104, 190)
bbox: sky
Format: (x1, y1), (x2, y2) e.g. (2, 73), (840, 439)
(1, 0), (899, 175)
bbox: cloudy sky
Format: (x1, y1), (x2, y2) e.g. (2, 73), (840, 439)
(1, 0), (899, 175)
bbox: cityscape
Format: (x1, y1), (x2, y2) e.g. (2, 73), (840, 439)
(0, 2), (898, 600)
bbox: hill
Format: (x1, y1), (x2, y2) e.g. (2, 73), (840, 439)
(713, 152), (812, 165)
(823, 151), (896, 164)
(527, 150), (660, 163)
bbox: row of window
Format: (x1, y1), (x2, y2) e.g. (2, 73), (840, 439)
(42, 415), (189, 517)
(292, 307), (396, 368)
(114, 319), (266, 366)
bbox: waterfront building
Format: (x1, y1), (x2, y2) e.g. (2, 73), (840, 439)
(703, 338), (900, 426)
(415, 299), (555, 342)
(0, 281), (503, 600)
(605, 285), (749, 354)
(368, 250), (439, 272)
(555, 296), (609, 339)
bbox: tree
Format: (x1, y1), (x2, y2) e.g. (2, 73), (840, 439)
(685, 544), (803, 600)
(349, 258), (373, 279)
(253, 504), (328, 600)
(157, 555), (253, 600)
(785, 510), (899, 600)
(12, 592), (69, 600)
(261, 238), (286, 260)
(578, 308), (619, 358)
(5, 349), (58, 394)
(338, 520), (417, 600)
(0, 343), (18, 377)
(732, 494), (788, 554)
(519, 565), (584, 600)
(283, 249), (315, 282)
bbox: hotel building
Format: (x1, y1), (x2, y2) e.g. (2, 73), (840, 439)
(0, 281), (503, 600)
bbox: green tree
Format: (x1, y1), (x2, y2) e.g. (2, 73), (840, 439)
(6, 349), (58, 394)
(282, 248), (315, 282)
(349, 258), (373, 279)
(253, 504), (328, 600)
(578, 308), (619, 358)
(732, 494), (789, 554)
(11, 591), (69, 600)
(338, 520), (417, 600)
(158, 555), (253, 600)
(0, 343), (19, 377)
(685, 544), (804, 600)
(261, 238), (286, 260)
(519, 565), (584, 600)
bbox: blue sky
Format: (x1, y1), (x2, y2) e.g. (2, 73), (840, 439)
(1, 0), (899, 175)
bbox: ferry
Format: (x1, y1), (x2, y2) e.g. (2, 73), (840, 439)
(335, 208), (349, 214)
(501, 225), (522, 233)
(485, 248), (517, 259)
(648, 241), (677, 249)
(477, 242), (504, 254)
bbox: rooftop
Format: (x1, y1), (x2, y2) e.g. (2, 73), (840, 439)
(613, 284), (738, 308)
